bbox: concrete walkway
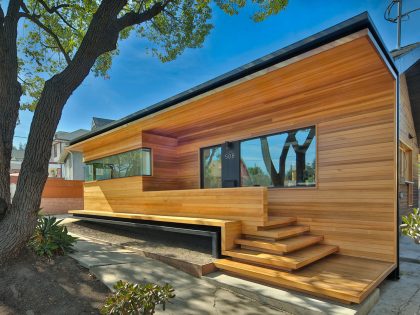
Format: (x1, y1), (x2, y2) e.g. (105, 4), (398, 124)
(68, 230), (420, 315)
(69, 234), (289, 315)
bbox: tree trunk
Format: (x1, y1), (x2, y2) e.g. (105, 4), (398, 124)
(0, 0), (127, 263)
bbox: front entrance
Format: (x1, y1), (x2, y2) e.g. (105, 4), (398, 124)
(200, 141), (240, 188)
(221, 141), (240, 187)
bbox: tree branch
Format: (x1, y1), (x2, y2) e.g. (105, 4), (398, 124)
(34, 0), (77, 31)
(0, 5), (4, 25)
(19, 12), (71, 64)
(117, 0), (170, 31)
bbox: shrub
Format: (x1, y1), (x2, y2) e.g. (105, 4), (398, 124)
(29, 215), (77, 257)
(401, 208), (420, 244)
(101, 280), (175, 315)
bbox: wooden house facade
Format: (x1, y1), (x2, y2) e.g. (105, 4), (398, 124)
(68, 13), (419, 304)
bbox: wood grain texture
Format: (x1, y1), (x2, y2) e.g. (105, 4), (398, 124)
(399, 76), (419, 217)
(69, 209), (241, 251)
(83, 180), (267, 228)
(72, 34), (397, 263)
(214, 255), (395, 304)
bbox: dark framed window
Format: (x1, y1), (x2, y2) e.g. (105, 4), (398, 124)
(84, 148), (152, 181)
(240, 126), (316, 188)
(201, 145), (222, 188)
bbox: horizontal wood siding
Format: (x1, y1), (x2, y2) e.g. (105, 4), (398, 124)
(84, 180), (267, 227)
(399, 75), (419, 216)
(75, 33), (397, 262)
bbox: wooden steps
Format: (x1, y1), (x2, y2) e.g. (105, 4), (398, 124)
(225, 244), (338, 270)
(245, 225), (310, 239)
(258, 216), (296, 230)
(214, 255), (396, 304)
(235, 235), (324, 253)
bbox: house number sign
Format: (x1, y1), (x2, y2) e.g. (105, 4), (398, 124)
(224, 152), (235, 160)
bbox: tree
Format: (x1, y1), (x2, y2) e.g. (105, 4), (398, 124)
(0, 0), (288, 262)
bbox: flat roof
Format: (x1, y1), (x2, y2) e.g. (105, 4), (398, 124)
(70, 11), (396, 145)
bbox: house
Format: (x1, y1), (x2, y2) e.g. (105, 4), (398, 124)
(10, 148), (25, 173)
(392, 42), (420, 218)
(50, 117), (114, 179)
(49, 129), (89, 178)
(91, 117), (114, 131)
(67, 13), (419, 304)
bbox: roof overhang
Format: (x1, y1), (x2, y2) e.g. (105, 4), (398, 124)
(68, 12), (397, 148)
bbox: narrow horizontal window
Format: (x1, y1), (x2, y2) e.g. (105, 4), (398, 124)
(240, 126), (316, 188)
(84, 148), (152, 181)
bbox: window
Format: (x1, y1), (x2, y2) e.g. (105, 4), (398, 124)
(201, 146), (222, 188)
(53, 143), (58, 158)
(399, 144), (413, 206)
(240, 126), (316, 187)
(84, 148), (151, 181)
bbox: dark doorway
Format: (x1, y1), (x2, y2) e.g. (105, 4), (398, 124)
(221, 141), (240, 187)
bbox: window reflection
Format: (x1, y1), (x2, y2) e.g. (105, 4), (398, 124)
(202, 146), (222, 188)
(241, 127), (316, 187)
(84, 148), (151, 181)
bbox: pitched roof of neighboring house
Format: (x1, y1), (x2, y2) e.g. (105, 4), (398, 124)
(91, 117), (115, 131)
(69, 12), (396, 145)
(11, 148), (25, 161)
(393, 43), (420, 146)
(54, 129), (90, 141)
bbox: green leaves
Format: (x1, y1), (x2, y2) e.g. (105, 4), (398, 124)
(28, 215), (78, 257)
(17, 0), (288, 109)
(101, 280), (175, 315)
(401, 208), (420, 244)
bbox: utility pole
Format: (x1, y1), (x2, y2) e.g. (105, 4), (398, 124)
(385, 0), (420, 50)
(396, 0), (402, 49)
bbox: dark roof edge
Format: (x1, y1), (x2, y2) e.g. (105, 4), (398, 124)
(70, 11), (396, 145)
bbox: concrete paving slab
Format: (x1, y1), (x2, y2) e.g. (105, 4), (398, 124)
(72, 239), (118, 252)
(156, 287), (287, 315)
(69, 247), (141, 268)
(400, 236), (420, 263)
(370, 262), (420, 315)
(91, 259), (213, 292)
(204, 272), (379, 315)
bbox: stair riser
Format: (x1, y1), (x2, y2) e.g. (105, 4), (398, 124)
(240, 245), (285, 255)
(236, 235), (324, 253)
(258, 218), (297, 230)
(230, 257), (293, 272)
(245, 227), (310, 240)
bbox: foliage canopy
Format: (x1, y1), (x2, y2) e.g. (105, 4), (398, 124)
(16, 0), (288, 109)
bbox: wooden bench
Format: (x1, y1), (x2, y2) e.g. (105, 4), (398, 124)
(68, 210), (242, 257)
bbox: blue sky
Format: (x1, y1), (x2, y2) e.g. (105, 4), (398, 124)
(13, 0), (420, 146)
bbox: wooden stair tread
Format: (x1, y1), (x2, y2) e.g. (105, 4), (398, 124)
(214, 255), (395, 304)
(245, 225), (310, 239)
(235, 235), (324, 253)
(225, 244), (338, 269)
(258, 217), (296, 230)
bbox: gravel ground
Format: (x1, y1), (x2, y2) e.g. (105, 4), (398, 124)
(63, 218), (215, 265)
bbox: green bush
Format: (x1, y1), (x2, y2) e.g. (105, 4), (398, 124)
(401, 208), (420, 244)
(101, 280), (175, 315)
(29, 215), (77, 257)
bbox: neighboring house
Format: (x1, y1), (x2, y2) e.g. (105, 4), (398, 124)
(67, 13), (419, 305)
(50, 117), (114, 179)
(91, 117), (114, 131)
(50, 129), (89, 179)
(392, 42), (420, 217)
(10, 148), (25, 173)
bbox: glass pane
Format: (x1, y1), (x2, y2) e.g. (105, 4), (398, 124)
(241, 126), (316, 188)
(84, 148), (153, 181)
(202, 146), (222, 188)
(141, 149), (152, 176)
(84, 164), (94, 181)
(240, 138), (272, 187)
